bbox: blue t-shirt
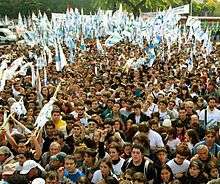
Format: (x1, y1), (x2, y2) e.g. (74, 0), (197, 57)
(64, 169), (84, 183)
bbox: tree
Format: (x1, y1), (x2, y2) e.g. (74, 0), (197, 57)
(94, 0), (182, 17)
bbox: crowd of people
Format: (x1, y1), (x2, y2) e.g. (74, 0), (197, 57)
(0, 33), (220, 184)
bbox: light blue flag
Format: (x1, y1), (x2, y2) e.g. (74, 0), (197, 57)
(58, 41), (67, 70)
(187, 49), (193, 72)
(69, 49), (75, 64)
(96, 38), (104, 54)
(105, 32), (122, 47)
(55, 41), (61, 71)
(18, 13), (23, 27)
(80, 36), (86, 51)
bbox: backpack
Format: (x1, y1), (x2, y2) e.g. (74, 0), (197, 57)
(124, 157), (153, 180)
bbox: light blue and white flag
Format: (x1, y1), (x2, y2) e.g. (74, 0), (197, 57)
(105, 32), (122, 47)
(96, 38), (104, 54)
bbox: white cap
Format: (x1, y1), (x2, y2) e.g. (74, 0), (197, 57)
(20, 160), (45, 175)
(162, 119), (172, 127)
(32, 178), (45, 184)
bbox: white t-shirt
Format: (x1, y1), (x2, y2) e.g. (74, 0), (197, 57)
(167, 159), (190, 175)
(199, 107), (220, 127)
(167, 138), (181, 151)
(91, 170), (117, 184)
(112, 158), (125, 176)
(148, 129), (164, 150)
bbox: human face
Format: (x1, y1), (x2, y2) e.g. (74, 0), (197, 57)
(159, 103), (167, 112)
(124, 145), (132, 156)
(208, 99), (216, 110)
(77, 106), (85, 117)
(65, 159), (76, 173)
(46, 125), (55, 137)
(114, 121), (121, 131)
(52, 112), (60, 122)
(28, 168), (38, 179)
(179, 110), (186, 119)
(157, 151), (167, 163)
(189, 165), (200, 177)
(50, 145), (60, 155)
(175, 154), (186, 165)
(190, 115), (199, 128)
(109, 148), (119, 161)
(131, 148), (143, 163)
(91, 101), (99, 109)
(17, 143), (28, 154)
(93, 131), (101, 143)
(210, 168), (219, 178)
(73, 126), (81, 136)
(112, 104), (120, 112)
(100, 162), (111, 177)
(161, 168), (171, 183)
(15, 154), (27, 166)
(0, 153), (6, 162)
(205, 133), (215, 145)
(84, 153), (93, 165)
(134, 108), (141, 115)
(197, 149), (208, 161)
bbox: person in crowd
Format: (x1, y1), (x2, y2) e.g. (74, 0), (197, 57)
(166, 143), (190, 179)
(182, 160), (208, 184)
(192, 129), (220, 157)
(121, 144), (156, 183)
(91, 157), (117, 184)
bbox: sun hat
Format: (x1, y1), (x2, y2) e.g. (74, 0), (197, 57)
(31, 178), (45, 184)
(20, 160), (45, 175)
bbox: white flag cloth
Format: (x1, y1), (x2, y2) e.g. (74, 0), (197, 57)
(105, 32), (122, 47)
(34, 82), (61, 129)
(10, 97), (27, 117)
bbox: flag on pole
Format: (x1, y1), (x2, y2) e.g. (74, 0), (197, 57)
(96, 38), (104, 54)
(31, 64), (36, 87)
(105, 32), (122, 47)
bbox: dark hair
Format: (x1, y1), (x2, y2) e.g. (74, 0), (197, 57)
(45, 171), (59, 181)
(186, 129), (199, 146)
(160, 164), (174, 182)
(100, 157), (113, 170)
(205, 129), (216, 136)
(77, 176), (91, 184)
(56, 130), (65, 140)
(132, 133), (150, 150)
(176, 143), (190, 157)
(189, 160), (204, 174)
(105, 176), (119, 184)
(138, 122), (149, 133)
(45, 121), (55, 129)
(109, 142), (122, 153)
(167, 127), (177, 139)
(159, 99), (168, 106)
(207, 96), (216, 102)
(133, 102), (142, 109)
(65, 155), (75, 162)
(132, 144), (144, 154)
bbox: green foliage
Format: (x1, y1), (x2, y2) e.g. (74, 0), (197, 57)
(0, 0), (219, 19)
(192, 1), (217, 16)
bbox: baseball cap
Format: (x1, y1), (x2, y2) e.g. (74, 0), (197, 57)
(162, 119), (172, 127)
(20, 160), (45, 174)
(0, 146), (11, 155)
(31, 178), (45, 184)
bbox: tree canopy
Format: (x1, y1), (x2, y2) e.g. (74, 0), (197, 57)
(0, 0), (219, 19)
